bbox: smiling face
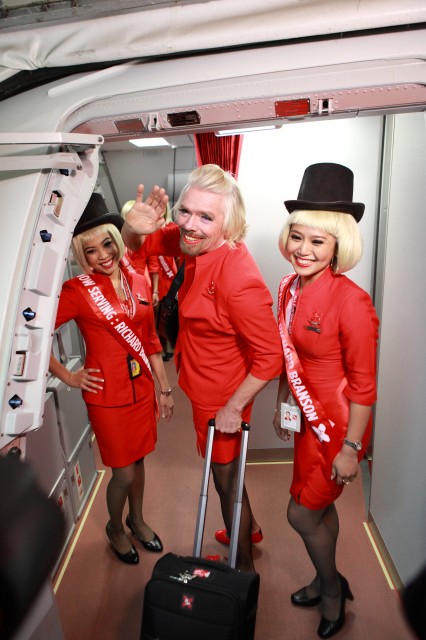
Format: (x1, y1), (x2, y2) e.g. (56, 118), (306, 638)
(286, 224), (336, 287)
(83, 232), (120, 277)
(175, 187), (227, 257)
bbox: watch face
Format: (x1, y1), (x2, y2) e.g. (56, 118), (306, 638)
(344, 439), (362, 451)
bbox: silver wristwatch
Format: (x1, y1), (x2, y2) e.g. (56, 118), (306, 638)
(343, 438), (362, 452)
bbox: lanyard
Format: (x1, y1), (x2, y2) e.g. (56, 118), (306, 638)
(119, 269), (136, 318)
(287, 275), (300, 335)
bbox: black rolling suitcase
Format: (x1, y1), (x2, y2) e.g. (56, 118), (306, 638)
(140, 420), (260, 640)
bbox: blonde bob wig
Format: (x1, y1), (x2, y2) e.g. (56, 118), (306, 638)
(72, 223), (125, 273)
(120, 200), (135, 220)
(173, 164), (248, 248)
(278, 209), (363, 274)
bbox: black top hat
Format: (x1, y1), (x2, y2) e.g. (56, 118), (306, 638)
(73, 193), (124, 237)
(284, 162), (364, 222)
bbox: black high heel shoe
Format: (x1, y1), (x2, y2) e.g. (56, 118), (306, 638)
(125, 515), (163, 552)
(317, 574), (354, 639)
(291, 586), (321, 607)
(105, 521), (139, 565)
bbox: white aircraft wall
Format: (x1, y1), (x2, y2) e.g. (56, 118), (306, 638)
(370, 111), (426, 584)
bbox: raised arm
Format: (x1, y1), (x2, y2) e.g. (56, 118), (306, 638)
(121, 184), (169, 251)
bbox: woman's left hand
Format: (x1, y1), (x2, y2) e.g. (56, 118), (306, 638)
(159, 394), (174, 422)
(152, 292), (160, 308)
(331, 449), (359, 485)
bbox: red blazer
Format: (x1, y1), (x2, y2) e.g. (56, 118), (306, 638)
(139, 225), (283, 406)
(55, 267), (161, 407)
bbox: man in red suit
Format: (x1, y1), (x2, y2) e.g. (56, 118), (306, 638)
(122, 164), (283, 573)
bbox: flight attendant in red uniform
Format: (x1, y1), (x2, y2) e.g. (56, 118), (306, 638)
(49, 194), (174, 565)
(273, 164), (379, 638)
(122, 164), (284, 573)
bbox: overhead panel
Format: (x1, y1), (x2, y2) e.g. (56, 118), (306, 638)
(71, 83), (426, 141)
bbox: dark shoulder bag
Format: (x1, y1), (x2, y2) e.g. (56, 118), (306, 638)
(156, 261), (185, 347)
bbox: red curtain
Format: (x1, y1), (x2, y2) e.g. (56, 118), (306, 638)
(194, 132), (243, 178)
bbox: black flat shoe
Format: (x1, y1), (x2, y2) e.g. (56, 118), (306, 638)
(105, 521), (139, 565)
(317, 574), (354, 639)
(125, 515), (163, 552)
(291, 586), (321, 607)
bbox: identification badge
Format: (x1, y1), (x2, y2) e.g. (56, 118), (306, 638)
(281, 402), (301, 432)
(127, 354), (142, 380)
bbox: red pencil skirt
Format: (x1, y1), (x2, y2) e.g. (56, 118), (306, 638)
(87, 391), (157, 468)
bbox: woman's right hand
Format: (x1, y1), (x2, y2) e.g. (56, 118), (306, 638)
(68, 367), (104, 394)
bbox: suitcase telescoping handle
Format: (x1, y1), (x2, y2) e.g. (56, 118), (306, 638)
(192, 418), (251, 569)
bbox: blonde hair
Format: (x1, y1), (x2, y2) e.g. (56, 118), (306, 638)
(173, 164), (248, 247)
(120, 200), (135, 219)
(72, 223), (124, 273)
(278, 209), (363, 273)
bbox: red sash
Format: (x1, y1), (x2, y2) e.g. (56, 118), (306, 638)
(76, 259), (153, 382)
(278, 274), (334, 446)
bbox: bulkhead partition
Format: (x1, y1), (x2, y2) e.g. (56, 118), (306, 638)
(0, 134), (102, 451)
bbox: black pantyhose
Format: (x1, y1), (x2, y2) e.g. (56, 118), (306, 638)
(287, 498), (341, 620)
(211, 458), (255, 573)
(107, 458), (152, 551)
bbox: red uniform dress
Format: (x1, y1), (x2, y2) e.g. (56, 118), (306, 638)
(54, 266), (162, 468)
(140, 224), (284, 463)
(282, 267), (379, 509)
(125, 250), (158, 292)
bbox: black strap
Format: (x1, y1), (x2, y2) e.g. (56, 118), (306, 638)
(164, 260), (184, 302)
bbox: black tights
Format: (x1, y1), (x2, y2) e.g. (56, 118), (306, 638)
(106, 458), (154, 550)
(287, 498), (341, 618)
(211, 458), (255, 573)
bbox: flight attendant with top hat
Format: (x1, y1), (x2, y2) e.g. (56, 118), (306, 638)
(49, 193), (174, 565)
(273, 163), (379, 638)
